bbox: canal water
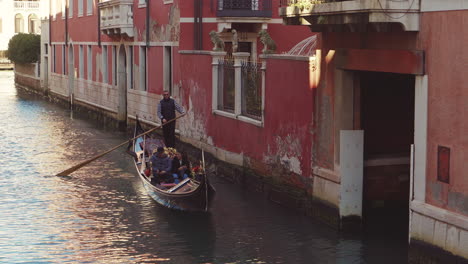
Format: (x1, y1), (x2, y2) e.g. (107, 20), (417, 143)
(0, 71), (408, 264)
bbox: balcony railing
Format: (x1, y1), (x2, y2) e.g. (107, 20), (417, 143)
(279, 0), (420, 31)
(217, 0), (272, 18)
(98, 0), (134, 37)
(14, 1), (40, 10)
(279, 0), (353, 6)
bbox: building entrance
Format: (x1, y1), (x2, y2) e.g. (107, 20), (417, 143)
(359, 71), (415, 234)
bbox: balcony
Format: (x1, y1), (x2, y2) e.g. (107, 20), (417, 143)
(14, 1), (40, 10)
(217, 0), (272, 18)
(98, 0), (134, 37)
(279, 0), (420, 32)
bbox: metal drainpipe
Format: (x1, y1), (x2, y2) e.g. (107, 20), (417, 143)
(146, 0), (150, 47)
(48, 0), (51, 47)
(49, 14), (51, 46)
(98, 4), (101, 47)
(65, 1), (68, 46)
(199, 0), (203, 50)
(193, 0), (198, 50)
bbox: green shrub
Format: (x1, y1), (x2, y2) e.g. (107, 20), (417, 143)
(6, 33), (40, 64)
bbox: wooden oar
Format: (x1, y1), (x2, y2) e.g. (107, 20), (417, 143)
(56, 114), (186, 176)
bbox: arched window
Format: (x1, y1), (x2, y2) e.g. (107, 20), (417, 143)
(15, 14), (24, 33)
(28, 14), (39, 34)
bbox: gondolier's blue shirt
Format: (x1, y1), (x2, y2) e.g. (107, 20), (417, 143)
(150, 153), (172, 172)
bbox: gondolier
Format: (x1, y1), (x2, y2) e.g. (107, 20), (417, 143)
(131, 119), (216, 212)
(157, 91), (185, 148)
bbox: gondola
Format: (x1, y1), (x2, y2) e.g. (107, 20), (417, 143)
(131, 119), (215, 212)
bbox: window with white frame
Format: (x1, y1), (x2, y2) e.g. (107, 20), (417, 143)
(217, 58), (235, 113)
(68, 0), (73, 18)
(138, 0), (146, 8)
(87, 45), (92, 80)
(28, 14), (39, 34)
(79, 45), (84, 78)
(87, 0), (92, 15)
(139, 46), (147, 91)
(213, 53), (264, 125)
(62, 0), (66, 18)
(52, 0), (56, 20)
(102, 46), (108, 83)
(78, 0), (83, 16)
(14, 14), (24, 33)
(240, 60), (262, 120)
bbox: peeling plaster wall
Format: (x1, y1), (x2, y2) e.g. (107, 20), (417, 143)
(149, 5), (180, 43)
(133, 2), (180, 43)
(179, 53), (316, 193)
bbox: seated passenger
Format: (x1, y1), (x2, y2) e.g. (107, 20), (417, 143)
(150, 147), (173, 184)
(171, 152), (191, 183)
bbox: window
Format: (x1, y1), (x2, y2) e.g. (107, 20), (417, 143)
(241, 61), (262, 120)
(28, 14), (39, 34)
(112, 46), (117, 85)
(53, 45), (56, 73)
(62, 0), (66, 18)
(129, 46), (134, 89)
(217, 58), (235, 113)
(44, 44), (48, 55)
(69, 0), (73, 18)
(213, 53), (264, 125)
(78, 0), (83, 16)
(102, 46), (108, 83)
(138, 0), (146, 8)
(79, 45), (84, 78)
(51, 0), (56, 20)
(87, 45), (92, 80)
(15, 14), (24, 33)
(139, 46), (147, 91)
(62, 45), (66, 75)
(87, 0), (93, 15)
(163, 46), (172, 94)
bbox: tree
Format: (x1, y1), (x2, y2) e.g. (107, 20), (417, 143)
(6, 33), (40, 64)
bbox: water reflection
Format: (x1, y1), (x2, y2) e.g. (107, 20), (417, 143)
(0, 71), (408, 263)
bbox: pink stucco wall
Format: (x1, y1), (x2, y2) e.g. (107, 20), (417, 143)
(418, 10), (468, 217)
(179, 53), (317, 190)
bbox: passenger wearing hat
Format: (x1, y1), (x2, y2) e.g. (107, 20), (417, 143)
(149, 146), (173, 184)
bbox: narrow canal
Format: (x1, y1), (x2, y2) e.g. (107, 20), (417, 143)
(0, 70), (408, 264)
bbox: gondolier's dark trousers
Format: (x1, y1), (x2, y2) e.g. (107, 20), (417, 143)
(163, 121), (176, 148)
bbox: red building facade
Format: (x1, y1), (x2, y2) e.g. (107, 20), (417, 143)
(279, 0), (468, 262)
(44, 0), (316, 211)
(42, 0), (468, 262)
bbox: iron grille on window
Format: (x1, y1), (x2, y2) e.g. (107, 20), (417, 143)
(217, 0), (272, 17)
(241, 61), (262, 120)
(217, 59), (235, 113)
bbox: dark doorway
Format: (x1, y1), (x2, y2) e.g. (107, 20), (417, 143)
(359, 71), (415, 236)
